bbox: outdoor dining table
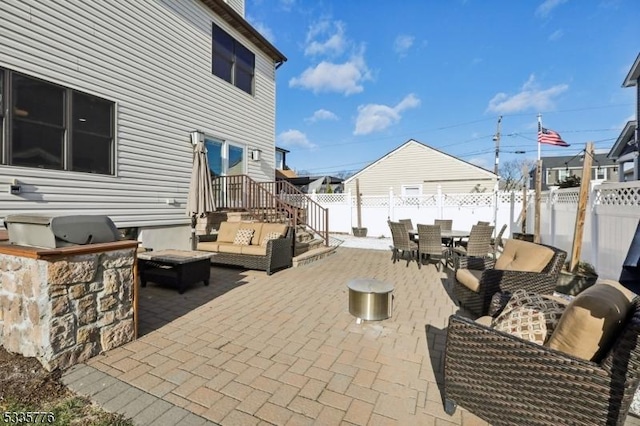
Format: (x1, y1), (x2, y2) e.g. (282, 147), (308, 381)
(409, 229), (470, 247)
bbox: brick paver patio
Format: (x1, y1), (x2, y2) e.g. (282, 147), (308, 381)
(61, 247), (569, 424)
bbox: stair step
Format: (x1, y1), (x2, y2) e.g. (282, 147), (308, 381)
(294, 238), (324, 257)
(292, 246), (337, 267)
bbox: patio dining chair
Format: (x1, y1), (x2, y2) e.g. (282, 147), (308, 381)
(388, 221), (419, 267)
(399, 218), (416, 241)
(476, 221), (490, 226)
(490, 224), (507, 259)
(452, 224), (494, 267)
(417, 224), (449, 271)
(434, 219), (453, 231)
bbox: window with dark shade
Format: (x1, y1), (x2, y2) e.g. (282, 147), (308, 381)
(1, 68), (115, 175)
(212, 23), (255, 95)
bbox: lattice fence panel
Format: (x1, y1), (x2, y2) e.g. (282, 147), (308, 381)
(357, 196), (390, 208)
(314, 194), (348, 204)
(595, 186), (640, 206)
(392, 195), (437, 207)
(444, 193), (494, 207)
(555, 189), (580, 204)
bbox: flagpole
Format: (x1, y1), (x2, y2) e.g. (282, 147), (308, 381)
(534, 113), (542, 244)
(537, 113), (542, 161)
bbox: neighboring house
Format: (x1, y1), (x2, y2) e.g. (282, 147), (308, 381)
(532, 153), (618, 190)
(343, 139), (498, 196)
(608, 52), (639, 180)
(0, 0), (286, 249)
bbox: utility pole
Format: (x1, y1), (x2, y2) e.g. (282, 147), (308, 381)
(493, 116), (502, 175)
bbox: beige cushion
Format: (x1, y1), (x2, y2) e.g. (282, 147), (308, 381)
(217, 222), (241, 243)
(240, 222), (263, 245)
(217, 243), (243, 254)
(491, 290), (566, 344)
(494, 239), (554, 272)
(241, 245), (268, 256)
(197, 242), (221, 252)
(475, 316), (493, 327)
(547, 280), (634, 361)
(233, 228), (254, 246)
(261, 232), (282, 247)
(455, 268), (484, 292)
(260, 223), (287, 243)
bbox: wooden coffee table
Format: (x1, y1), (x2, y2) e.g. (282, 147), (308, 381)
(137, 249), (213, 294)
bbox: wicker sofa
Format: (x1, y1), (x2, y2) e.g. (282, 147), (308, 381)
(197, 221), (293, 275)
(454, 239), (567, 317)
(444, 280), (640, 425)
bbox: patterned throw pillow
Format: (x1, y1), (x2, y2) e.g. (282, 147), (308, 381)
(261, 232), (282, 247)
(491, 289), (566, 344)
(493, 307), (547, 345)
(233, 228), (254, 246)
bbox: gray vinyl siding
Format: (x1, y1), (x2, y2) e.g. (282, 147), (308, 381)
(224, 0), (245, 16)
(0, 0), (278, 227)
(343, 140), (497, 196)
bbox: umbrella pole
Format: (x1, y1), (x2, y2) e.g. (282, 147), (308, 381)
(191, 214), (198, 250)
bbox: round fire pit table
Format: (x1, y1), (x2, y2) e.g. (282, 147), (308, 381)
(347, 278), (394, 321)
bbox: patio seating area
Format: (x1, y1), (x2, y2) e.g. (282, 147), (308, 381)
(60, 244), (640, 425)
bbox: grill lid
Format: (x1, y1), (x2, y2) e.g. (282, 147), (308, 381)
(4, 214), (120, 247)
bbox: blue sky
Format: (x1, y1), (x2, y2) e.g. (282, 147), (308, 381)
(246, 0), (638, 176)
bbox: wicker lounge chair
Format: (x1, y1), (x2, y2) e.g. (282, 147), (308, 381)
(388, 221), (419, 267)
(444, 281), (640, 425)
(490, 223), (508, 259)
(453, 239), (567, 317)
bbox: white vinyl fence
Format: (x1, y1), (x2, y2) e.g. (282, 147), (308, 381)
(313, 181), (640, 281)
(531, 181), (640, 281)
(312, 188), (528, 242)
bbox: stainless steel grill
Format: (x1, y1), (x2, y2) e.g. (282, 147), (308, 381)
(4, 214), (120, 248)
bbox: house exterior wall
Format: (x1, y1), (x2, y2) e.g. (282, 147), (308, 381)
(0, 0), (278, 231)
(343, 141), (497, 196)
(546, 165), (619, 186)
(224, 0), (245, 16)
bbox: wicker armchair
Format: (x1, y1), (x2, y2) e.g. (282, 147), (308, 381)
(388, 221), (419, 267)
(453, 239), (567, 317)
(444, 296), (640, 426)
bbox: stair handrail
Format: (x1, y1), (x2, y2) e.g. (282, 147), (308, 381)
(260, 180), (329, 246)
(211, 175), (300, 227)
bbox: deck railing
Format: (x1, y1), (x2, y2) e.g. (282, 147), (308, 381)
(211, 175), (329, 246)
(258, 180), (329, 246)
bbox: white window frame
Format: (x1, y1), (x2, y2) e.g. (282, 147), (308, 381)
(204, 136), (247, 176)
(401, 184), (422, 196)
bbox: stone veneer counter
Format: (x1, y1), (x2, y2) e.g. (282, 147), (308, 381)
(0, 240), (139, 371)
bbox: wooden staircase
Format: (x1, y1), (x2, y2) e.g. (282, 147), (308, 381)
(209, 175), (335, 266)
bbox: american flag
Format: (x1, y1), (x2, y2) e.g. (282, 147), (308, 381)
(538, 126), (570, 147)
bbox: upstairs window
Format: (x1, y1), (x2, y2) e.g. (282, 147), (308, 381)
(212, 23), (255, 95)
(2, 69), (115, 175)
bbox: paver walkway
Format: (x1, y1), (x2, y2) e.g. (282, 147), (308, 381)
(61, 247), (640, 425)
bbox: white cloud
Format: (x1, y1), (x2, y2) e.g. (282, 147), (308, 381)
(289, 50), (372, 95)
(306, 109), (338, 123)
(548, 29), (563, 41)
(353, 94), (421, 135)
(248, 19), (276, 43)
(536, 0), (568, 17)
(468, 157), (491, 169)
(393, 35), (414, 57)
(486, 75), (568, 114)
(277, 129), (316, 149)
(304, 20), (347, 57)
(279, 0), (295, 11)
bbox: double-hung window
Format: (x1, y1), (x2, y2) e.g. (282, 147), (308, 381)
(212, 23), (255, 95)
(2, 69), (114, 174)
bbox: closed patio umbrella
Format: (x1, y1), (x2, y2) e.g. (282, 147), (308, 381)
(187, 139), (216, 250)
